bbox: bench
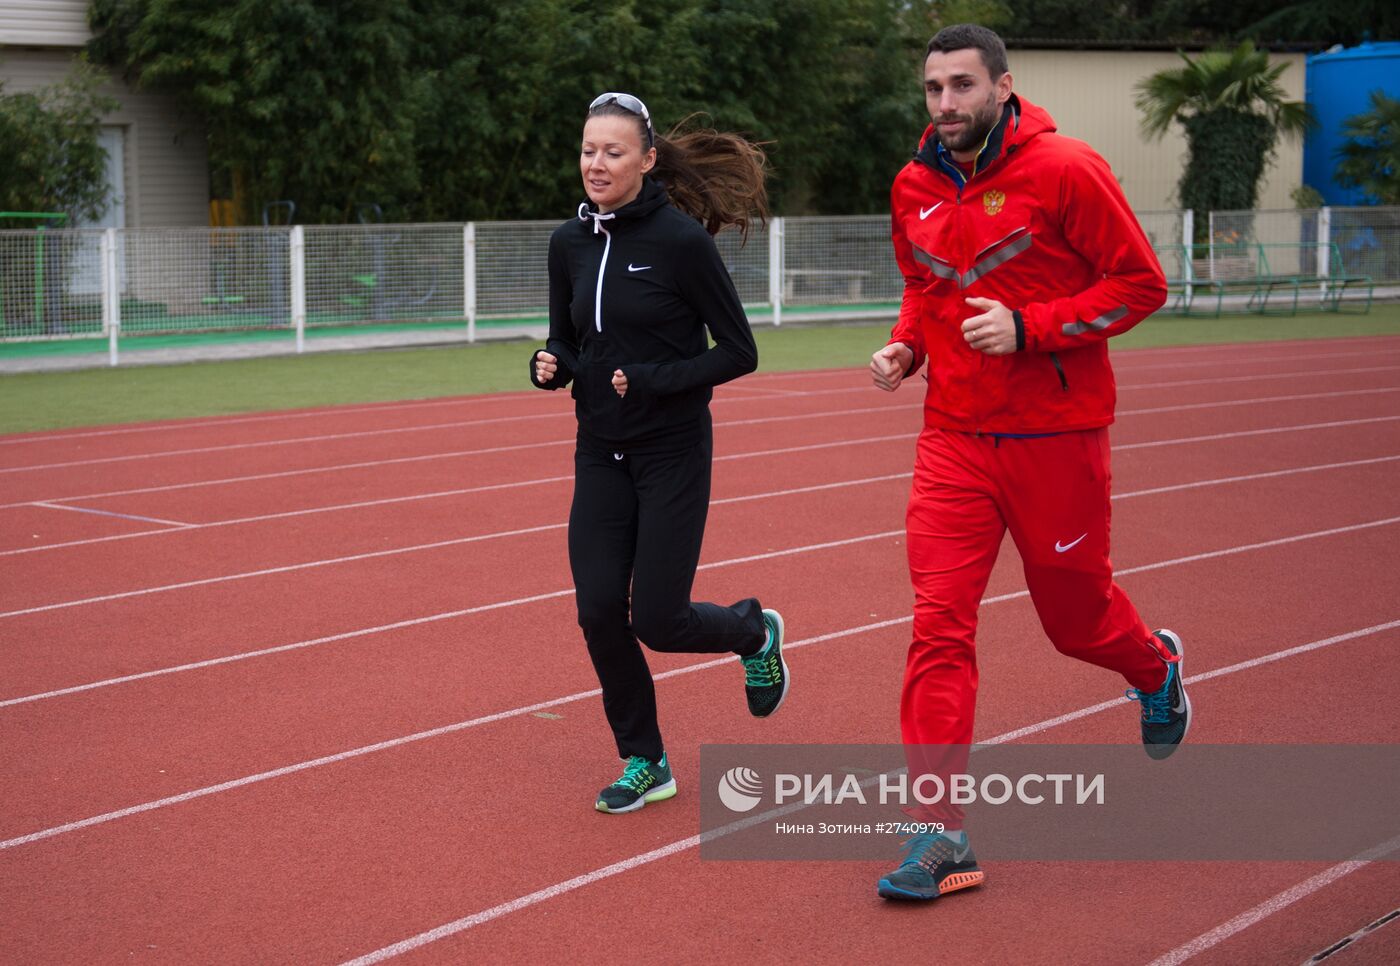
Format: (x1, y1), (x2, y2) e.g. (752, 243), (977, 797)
(783, 268), (869, 302)
(1256, 242), (1373, 313)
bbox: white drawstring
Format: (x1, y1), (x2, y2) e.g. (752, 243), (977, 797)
(577, 204), (616, 234)
(578, 205), (615, 331)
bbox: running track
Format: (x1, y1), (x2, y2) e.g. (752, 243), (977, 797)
(2, 335), (1398, 964)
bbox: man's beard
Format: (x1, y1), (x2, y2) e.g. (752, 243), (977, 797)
(934, 94), (1002, 154)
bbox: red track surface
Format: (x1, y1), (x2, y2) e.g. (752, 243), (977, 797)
(3, 336), (1399, 964)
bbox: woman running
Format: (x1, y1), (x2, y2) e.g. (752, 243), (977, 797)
(530, 91), (788, 814)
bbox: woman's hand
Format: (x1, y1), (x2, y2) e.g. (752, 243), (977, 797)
(534, 351), (559, 384)
(611, 368), (628, 398)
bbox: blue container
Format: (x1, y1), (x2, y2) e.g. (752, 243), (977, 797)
(1304, 41), (1400, 205)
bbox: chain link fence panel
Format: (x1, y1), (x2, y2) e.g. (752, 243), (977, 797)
(304, 224), (464, 327)
(4, 205), (1382, 351)
(119, 227), (292, 333)
(781, 216), (900, 308)
(1330, 207), (1400, 285)
(1135, 210), (1188, 250)
(0, 228), (105, 338)
(474, 220), (555, 319)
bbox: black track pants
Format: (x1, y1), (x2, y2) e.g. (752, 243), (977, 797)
(569, 430), (766, 763)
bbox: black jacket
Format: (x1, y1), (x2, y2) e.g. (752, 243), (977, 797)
(531, 177), (758, 451)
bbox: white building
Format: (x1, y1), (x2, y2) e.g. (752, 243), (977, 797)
(0, 0), (210, 227)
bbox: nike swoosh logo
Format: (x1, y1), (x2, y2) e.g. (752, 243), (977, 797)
(919, 203), (943, 220)
(1055, 533), (1088, 553)
(953, 841), (971, 863)
(627, 264), (651, 272)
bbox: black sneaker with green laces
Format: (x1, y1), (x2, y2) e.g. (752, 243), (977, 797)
(877, 832), (985, 901)
(740, 608), (789, 717)
(1126, 629), (1191, 761)
(595, 753), (677, 814)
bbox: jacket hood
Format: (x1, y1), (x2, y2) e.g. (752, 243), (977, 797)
(914, 94), (1056, 180)
(576, 175), (670, 232)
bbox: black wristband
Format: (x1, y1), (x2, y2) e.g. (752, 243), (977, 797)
(1012, 310), (1025, 352)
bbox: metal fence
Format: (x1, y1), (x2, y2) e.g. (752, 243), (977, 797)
(18, 206), (1399, 362)
(1210, 207), (1400, 284)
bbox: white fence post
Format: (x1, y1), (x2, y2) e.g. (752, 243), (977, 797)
(102, 227), (120, 367)
(1318, 206), (1332, 302)
(768, 216), (784, 326)
(464, 222), (477, 342)
(1182, 209), (1194, 305)
(290, 225), (306, 353)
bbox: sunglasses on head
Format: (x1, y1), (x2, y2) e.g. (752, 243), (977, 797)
(589, 92), (654, 148)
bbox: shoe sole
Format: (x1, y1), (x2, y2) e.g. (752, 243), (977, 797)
(877, 869), (985, 901)
(754, 608), (790, 718)
(1147, 628), (1192, 759)
(595, 778), (678, 814)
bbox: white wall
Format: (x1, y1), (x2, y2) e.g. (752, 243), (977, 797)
(0, 0), (90, 47)
(0, 47), (209, 227)
(1007, 48), (1307, 213)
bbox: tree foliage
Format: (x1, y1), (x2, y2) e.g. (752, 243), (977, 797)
(88, 0), (930, 223)
(1135, 42), (1313, 235)
(86, 1), (1385, 225)
(1334, 91), (1400, 205)
(0, 59), (117, 221)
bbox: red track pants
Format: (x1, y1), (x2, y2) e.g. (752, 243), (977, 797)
(900, 428), (1173, 824)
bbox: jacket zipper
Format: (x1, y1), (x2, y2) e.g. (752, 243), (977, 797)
(593, 222), (612, 332)
(1050, 352), (1069, 391)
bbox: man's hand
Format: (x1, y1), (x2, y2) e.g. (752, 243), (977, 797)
(534, 350), (559, 384)
(611, 368), (628, 398)
(871, 342), (914, 392)
(961, 297), (1017, 355)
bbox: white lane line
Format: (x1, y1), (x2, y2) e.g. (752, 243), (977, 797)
(1145, 835), (1400, 966)
(1, 526), (1394, 857)
(0, 613), (913, 850)
(2, 341), (1391, 451)
(0, 531), (904, 703)
(0, 433), (911, 511)
(5, 450), (1372, 700)
(0, 370), (868, 448)
(338, 621), (1400, 965)
(0, 403), (910, 475)
(0, 396), (558, 447)
(4, 357), (1392, 477)
(1113, 455), (1400, 500)
(4, 412), (1392, 560)
(1111, 344), (1400, 372)
(6, 452), (1395, 620)
(1121, 386), (1399, 417)
(986, 621), (1400, 745)
(5, 380), (1388, 515)
(0, 472), (908, 605)
(1117, 414), (1400, 451)
(0, 537), (912, 702)
(6, 609), (1395, 860)
(1121, 364), (1400, 392)
(30, 502), (193, 528)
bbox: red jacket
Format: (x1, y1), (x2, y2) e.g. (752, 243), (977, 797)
(889, 94), (1166, 434)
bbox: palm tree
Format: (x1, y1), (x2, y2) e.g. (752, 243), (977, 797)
(1335, 91), (1400, 205)
(1135, 41), (1313, 240)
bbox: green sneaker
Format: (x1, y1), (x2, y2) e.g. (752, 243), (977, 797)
(741, 608), (789, 717)
(595, 754), (677, 814)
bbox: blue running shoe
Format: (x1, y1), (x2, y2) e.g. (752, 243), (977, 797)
(877, 833), (985, 901)
(1127, 629), (1191, 760)
(595, 754), (677, 814)
(741, 609), (789, 717)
